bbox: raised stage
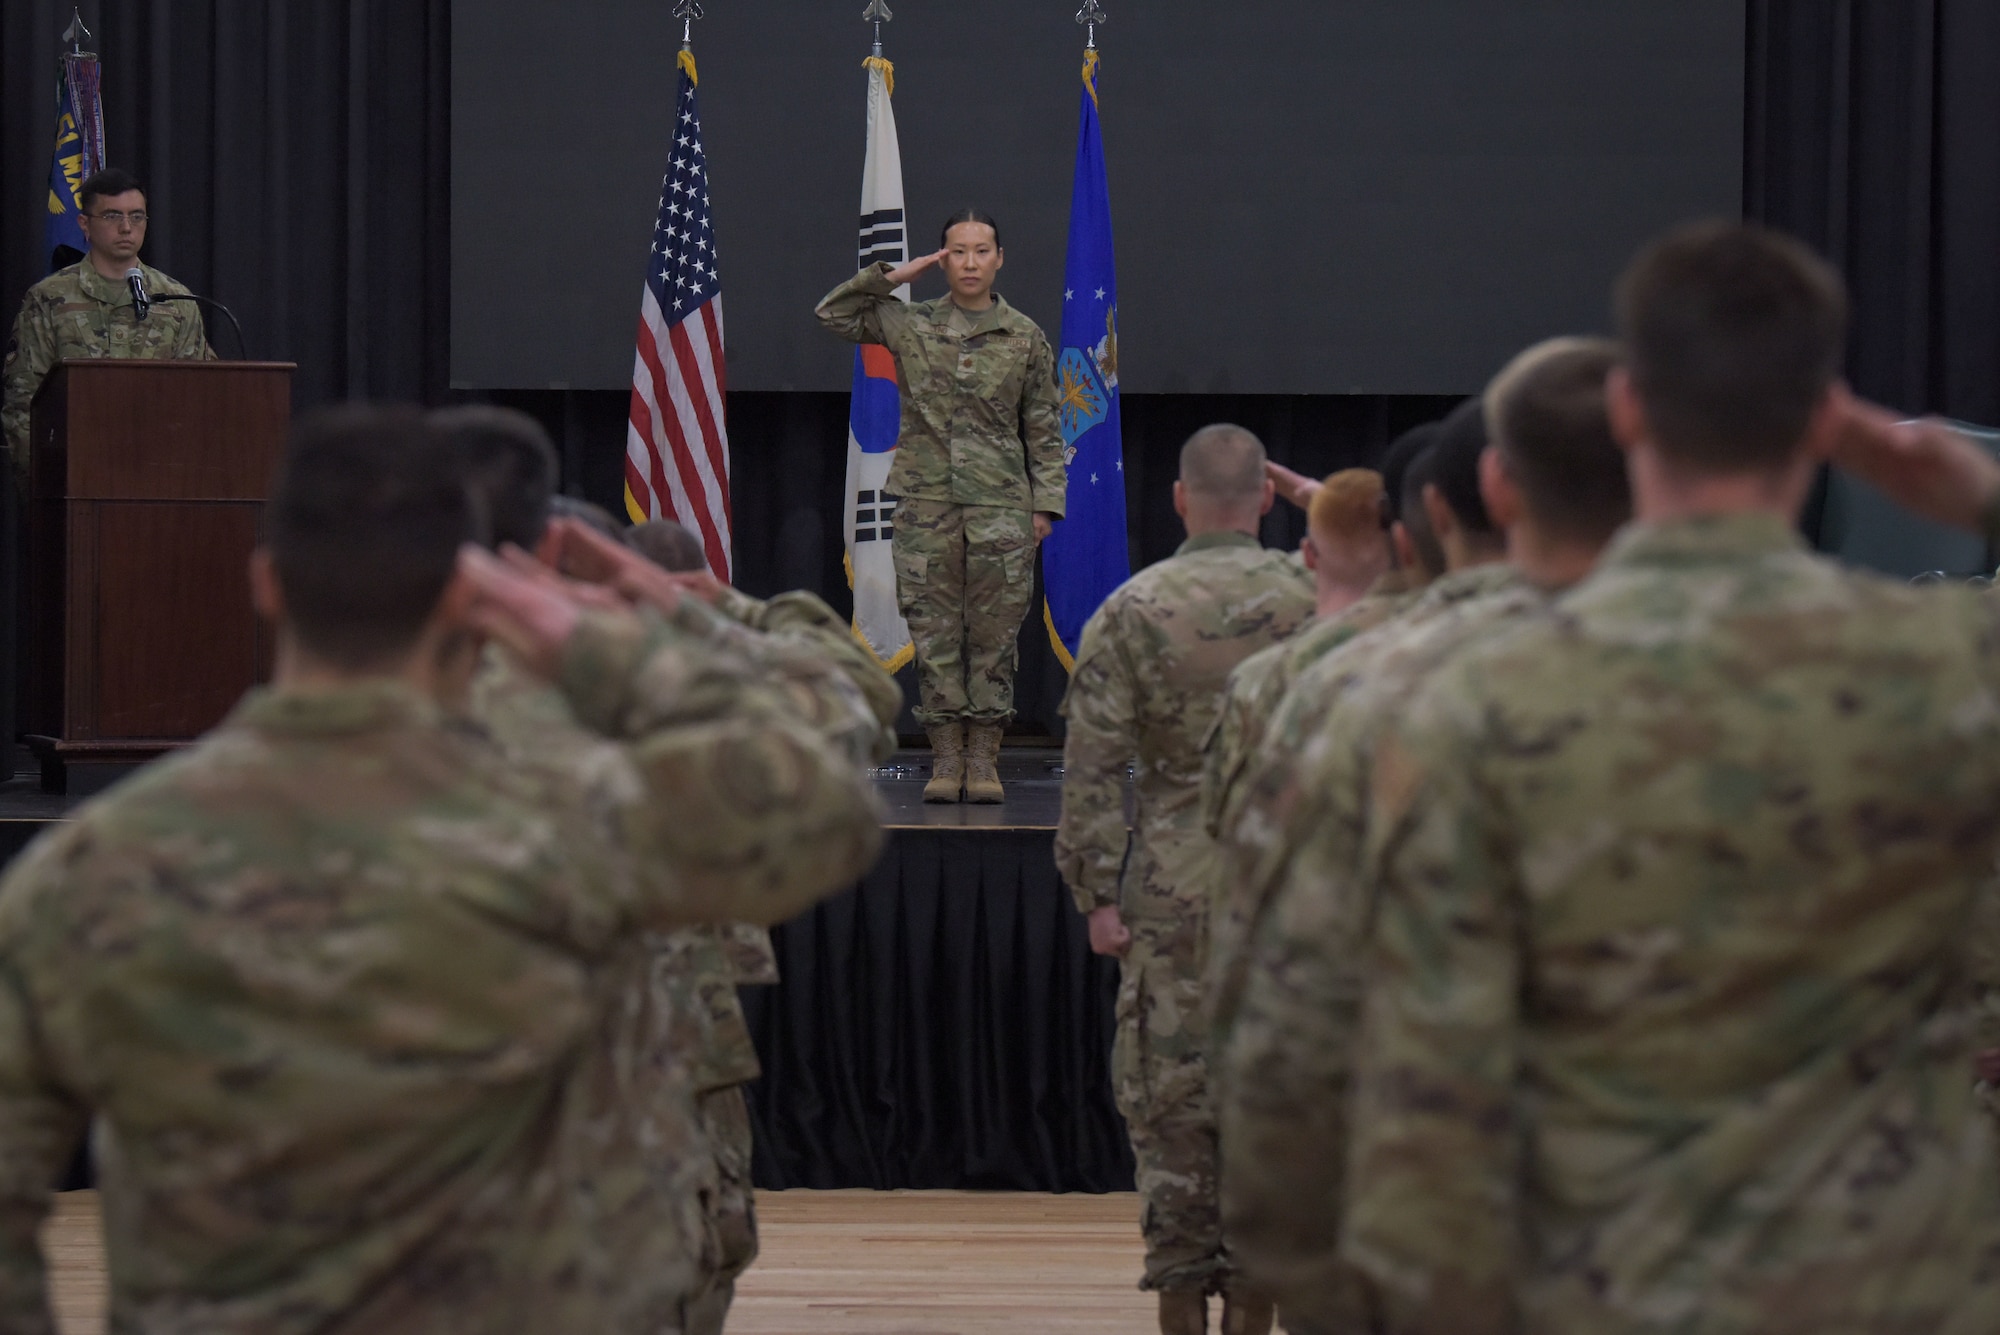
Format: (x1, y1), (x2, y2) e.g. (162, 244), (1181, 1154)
(0, 746), (1135, 1196)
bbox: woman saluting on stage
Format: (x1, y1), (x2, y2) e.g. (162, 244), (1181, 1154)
(816, 209), (1066, 805)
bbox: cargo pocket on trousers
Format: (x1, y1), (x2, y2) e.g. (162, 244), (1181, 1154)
(893, 545), (928, 617)
(1110, 952), (1152, 1122)
(1000, 540), (1033, 592)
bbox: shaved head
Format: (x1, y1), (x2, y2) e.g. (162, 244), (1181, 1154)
(1179, 423), (1267, 504)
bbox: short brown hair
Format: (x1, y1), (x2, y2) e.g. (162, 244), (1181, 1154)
(78, 168), (142, 213)
(430, 405), (555, 551)
(1616, 221), (1847, 472)
(268, 406), (478, 668)
(1485, 337), (1630, 544)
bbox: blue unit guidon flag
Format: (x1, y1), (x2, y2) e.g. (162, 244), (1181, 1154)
(843, 55), (914, 671)
(1042, 50), (1130, 669)
(45, 52), (106, 270)
(625, 47), (733, 580)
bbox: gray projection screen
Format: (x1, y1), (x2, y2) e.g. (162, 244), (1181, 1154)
(451, 1), (1743, 395)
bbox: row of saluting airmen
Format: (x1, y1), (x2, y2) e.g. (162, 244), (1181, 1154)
(1054, 219), (2000, 1335)
(1, 211), (1999, 1335)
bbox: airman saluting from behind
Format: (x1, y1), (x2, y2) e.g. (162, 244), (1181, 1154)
(1055, 424), (1313, 1335)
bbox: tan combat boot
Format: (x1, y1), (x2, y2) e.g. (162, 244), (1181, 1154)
(1157, 1288), (1207, 1335)
(963, 722), (1005, 804)
(1221, 1288), (1275, 1335)
(923, 723), (965, 803)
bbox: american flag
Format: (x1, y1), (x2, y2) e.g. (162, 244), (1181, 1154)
(625, 49), (731, 579)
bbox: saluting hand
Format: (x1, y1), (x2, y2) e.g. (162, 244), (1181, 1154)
(1829, 397), (2000, 533)
(1265, 461), (1321, 512)
(546, 517), (636, 585)
(665, 568), (732, 607)
(457, 545), (588, 682)
(883, 249), (947, 288)
(545, 517), (694, 619)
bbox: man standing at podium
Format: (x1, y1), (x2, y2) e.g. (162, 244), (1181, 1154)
(2, 168), (212, 478)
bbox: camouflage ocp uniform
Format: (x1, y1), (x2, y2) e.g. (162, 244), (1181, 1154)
(477, 587), (896, 1335)
(0, 607), (882, 1335)
(1054, 530), (1313, 1295)
(1201, 566), (1425, 845)
(1207, 563), (1514, 1032)
(696, 578), (900, 985)
(470, 642), (762, 1331)
(1336, 515), (2000, 1334)
(1210, 563), (1538, 1331)
(815, 263), (1065, 725)
(3, 259), (214, 475)
(1198, 568), (1428, 1029)
(708, 584), (902, 767)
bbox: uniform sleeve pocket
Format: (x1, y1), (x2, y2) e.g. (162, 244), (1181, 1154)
(894, 545), (928, 590)
(991, 335), (1027, 407)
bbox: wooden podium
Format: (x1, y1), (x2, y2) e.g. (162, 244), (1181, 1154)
(22, 359), (293, 793)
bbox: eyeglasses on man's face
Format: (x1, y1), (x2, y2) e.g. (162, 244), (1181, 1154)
(85, 211), (149, 228)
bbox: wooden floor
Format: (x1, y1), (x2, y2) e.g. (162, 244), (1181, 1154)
(43, 1189), (1156, 1335)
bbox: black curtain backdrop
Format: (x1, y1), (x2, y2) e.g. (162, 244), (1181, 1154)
(741, 831), (1134, 1192)
(1746, 0), (2000, 426)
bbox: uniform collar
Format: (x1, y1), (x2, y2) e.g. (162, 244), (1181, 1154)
(70, 259), (141, 305)
(1409, 560), (1521, 611)
(936, 294), (1013, 335)
(1598, 512), (1807, 571)
(227, 680), (443, 737)
(1366, 567), (1424, 599)
(1175, 530), (1262, 557)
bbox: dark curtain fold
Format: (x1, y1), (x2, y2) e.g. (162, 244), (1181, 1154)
(0, 0), (451, 412)
(1746, 0), (2000, 423)
(740, 830), (1135, 1192)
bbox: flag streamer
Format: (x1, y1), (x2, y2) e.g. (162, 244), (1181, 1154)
(45, 51), (106, 271)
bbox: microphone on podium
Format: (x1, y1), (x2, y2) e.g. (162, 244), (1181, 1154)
(125, 267), (151, 321)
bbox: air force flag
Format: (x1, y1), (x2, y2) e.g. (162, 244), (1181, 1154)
(843, 55), (915, 671)
(1042, 51), (1130, 668)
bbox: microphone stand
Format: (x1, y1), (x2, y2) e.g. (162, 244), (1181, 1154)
(148, 294), (247, 361)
